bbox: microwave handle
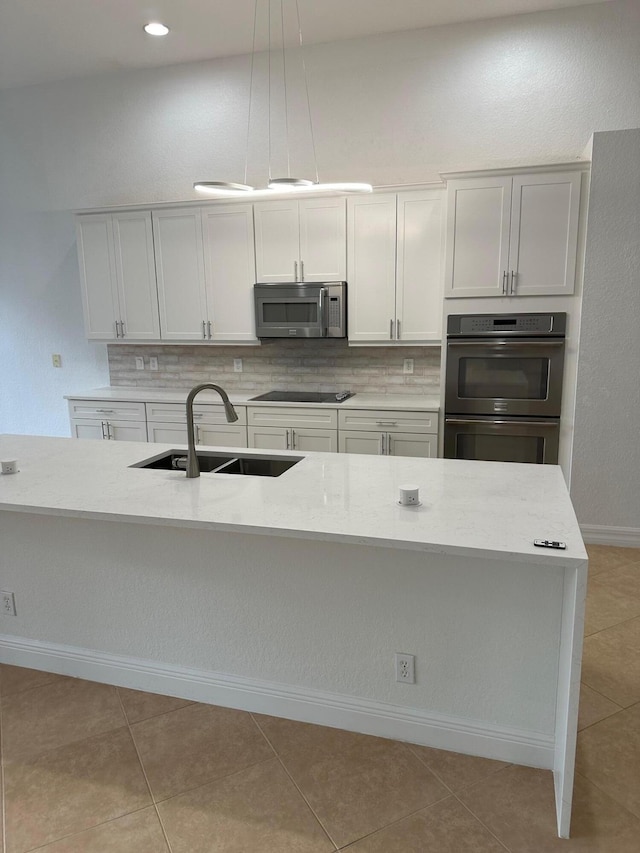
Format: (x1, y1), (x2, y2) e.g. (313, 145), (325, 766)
(319, 287), (328, 336)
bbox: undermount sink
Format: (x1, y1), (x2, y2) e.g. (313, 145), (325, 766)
(131, 449), (302, 477)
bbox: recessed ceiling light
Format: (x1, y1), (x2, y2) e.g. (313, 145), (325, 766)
(144, 22), (169, 36)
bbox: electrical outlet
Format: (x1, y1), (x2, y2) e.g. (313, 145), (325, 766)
(52, 353), (62, 368)
(233, 358), (243, 373)
(135, 357), (145, 371)
(403, 358), (414, 375)
(395, 653), (415, 683)
(149, 356), (158, 371)
(1, 591), (16, 617)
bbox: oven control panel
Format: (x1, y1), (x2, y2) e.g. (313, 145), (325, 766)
(447, 313), (566, 337)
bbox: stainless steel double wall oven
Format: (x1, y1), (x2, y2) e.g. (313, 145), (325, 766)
(444, 313), (567, 464)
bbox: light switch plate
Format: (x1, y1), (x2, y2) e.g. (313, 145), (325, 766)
(403, 359), (414, 374)
(149, 357), (158, 371)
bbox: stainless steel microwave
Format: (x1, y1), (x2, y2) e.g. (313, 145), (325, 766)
(254, 282), (347, 339)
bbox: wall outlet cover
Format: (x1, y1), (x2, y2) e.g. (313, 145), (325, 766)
(135, 357), (145, 371)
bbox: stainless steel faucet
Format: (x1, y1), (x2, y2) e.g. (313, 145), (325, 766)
(185, 383), (238, 478)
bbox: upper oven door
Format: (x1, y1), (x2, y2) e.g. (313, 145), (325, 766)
(254, 284), (325, 338)
(445, 338), (565, 416)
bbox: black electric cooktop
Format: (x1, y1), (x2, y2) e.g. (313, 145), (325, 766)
(250, 390), (354, 404)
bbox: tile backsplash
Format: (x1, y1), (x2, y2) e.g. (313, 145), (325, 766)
(108, 340), (441, 397)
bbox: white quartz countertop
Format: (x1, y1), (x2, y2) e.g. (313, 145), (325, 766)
(64, 388), (441, 411)
(0, 435), (586, 568)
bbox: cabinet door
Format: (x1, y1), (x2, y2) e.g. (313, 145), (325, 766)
(202, 204), (258, 342)
(347, 194), (397, 342)
(339, 430), (385, 455)
(70, 418), (108, 440)
(106, 420), (148, 442)
(508, 172), (581, 296)
(153, 209), (209, 340)
(111, 211), (160, 340)
(254, 201), (300, 282)
(396, 190), (445, 341)
(198, 424), (248, 448)
(76, 214), (119, 340)
(444, 178), (512, 298)
(291, 428), (337, 453)
(248, 426), (290, 450)
(147, 424), (188, 444)
(387, 432), (436, 458)
(298, 198), (346, 281)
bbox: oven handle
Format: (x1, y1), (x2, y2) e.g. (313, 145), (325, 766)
(445, 417), (560, 426)
(447, 340), (564, 347)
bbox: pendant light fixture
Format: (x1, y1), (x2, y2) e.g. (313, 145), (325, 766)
(194, 0), (372, 198)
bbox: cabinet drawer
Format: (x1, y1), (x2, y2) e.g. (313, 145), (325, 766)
(145, 401), (247, 425)
(338, 409), (438, 434)
(67, 399), (146, 421)
(247, 406), (337, 430)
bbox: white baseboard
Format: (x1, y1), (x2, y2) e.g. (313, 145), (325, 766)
(0, 633), (554, 770)
(580, 525), (640, 547)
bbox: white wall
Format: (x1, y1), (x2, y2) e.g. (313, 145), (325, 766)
(0, 1), (639, 461)
(571, 129), (640, 539)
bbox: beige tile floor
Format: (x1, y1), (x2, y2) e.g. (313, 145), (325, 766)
(1, 543), (640, 852)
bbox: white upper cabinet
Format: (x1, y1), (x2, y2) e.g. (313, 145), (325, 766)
(77, 211), (160, 341)
(153, 208), (209, 341)
(347, 190), (444, 344)
(507, 173), (582, 297)
(254, 197), (346, 282)
(444, 171), (582, 298)
(202, 204), (258, 342)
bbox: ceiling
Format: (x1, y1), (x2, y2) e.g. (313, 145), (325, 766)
(0, 0), (609, 90)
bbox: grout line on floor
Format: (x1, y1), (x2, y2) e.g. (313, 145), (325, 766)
(573, 771), (640, 824)
(406, 742), (514, 796)
(115, 689), (174, 853)
(335, 790), (455, 851)
(21, 805), (155, 853)
(583, 612), (640, 640)
(249, 713), (340, 852)
(452, 792), (514, 852)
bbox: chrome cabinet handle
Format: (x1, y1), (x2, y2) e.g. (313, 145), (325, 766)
(294, 261), (298, 281)
(202, 320), (206, 339)
(101, 421), (108, 439)
(379, 433), (384, 455)
(291, 428), (296, 449)
(195, 425), (201, 444)
(376, 421), (398, 426)
(300, 260), (304, 281)
(390, 319), (395, 340)
(95, 408), (115, 414)
(119, 321), (125, 338)
(502, 271), (508, 294)
(207, 320), (212, 339)
(386, 433), (393, 456)
(510, 270), (516, 295)
(396, 319), (401, 340)
(114, 321), (120, 338)
(286, 428), (290, 449)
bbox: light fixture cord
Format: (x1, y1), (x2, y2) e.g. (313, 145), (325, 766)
(244, 0), (259, 187)
(295, 0), (319, 184)
(281, 0), (291, 178)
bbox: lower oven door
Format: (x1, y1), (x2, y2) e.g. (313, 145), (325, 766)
(444, 416), (560, 464)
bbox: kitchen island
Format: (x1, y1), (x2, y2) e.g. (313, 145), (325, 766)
(0, 434), (587, 837)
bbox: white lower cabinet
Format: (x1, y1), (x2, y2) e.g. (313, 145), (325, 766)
(69, 418), (147, 442)
(68, 398), (439, 457)
(248, 426), (337, 452)
(68, 399), (147, 442)
(247, 406), (338, 452)
(338, 409), (438, 458)
(145, 402), (248, 447)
